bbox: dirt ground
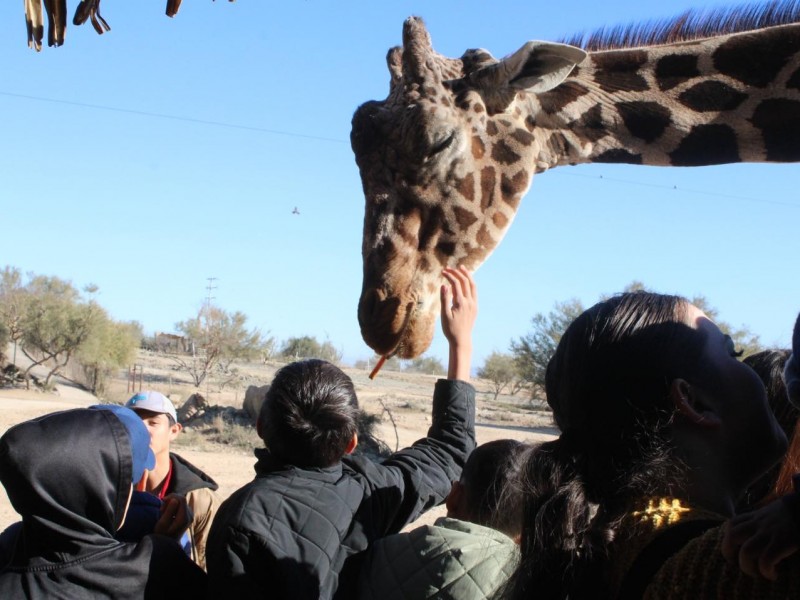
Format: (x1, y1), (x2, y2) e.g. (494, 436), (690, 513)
(0, 351), (558, 531)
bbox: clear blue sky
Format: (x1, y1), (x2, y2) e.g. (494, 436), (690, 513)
(1, 1), (798, 367)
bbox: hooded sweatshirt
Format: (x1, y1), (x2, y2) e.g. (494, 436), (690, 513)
(0, 407), (207, 599)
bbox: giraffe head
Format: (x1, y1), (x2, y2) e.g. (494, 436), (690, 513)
(351, 17), (585, 358)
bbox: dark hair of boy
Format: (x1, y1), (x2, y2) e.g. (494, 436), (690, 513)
(257, 359), (360, 468)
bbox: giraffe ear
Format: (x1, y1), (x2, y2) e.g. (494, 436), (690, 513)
(470, 41), (587, 94)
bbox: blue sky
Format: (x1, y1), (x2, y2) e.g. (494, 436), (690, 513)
(1, 1), (798, 367)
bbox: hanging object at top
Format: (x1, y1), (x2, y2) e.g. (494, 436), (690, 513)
(24, 0), (236, 52)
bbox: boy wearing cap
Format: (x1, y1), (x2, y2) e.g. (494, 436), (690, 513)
(127, 390), (220, 570)
(0, 405), (206, 598)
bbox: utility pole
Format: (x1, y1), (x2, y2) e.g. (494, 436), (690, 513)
(205, 277), (218, 312)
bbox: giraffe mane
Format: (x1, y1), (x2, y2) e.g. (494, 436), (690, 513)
(560, 0), (800, 51)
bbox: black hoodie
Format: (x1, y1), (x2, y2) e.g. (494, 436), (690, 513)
(0, 408), (207, 599)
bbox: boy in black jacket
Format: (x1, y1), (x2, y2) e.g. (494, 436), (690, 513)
(207, 266), (478, 599)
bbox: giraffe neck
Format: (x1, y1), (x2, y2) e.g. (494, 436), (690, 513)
(531, 23), (800, 170)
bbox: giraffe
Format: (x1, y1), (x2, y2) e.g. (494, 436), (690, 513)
(351, 1), (800, 359)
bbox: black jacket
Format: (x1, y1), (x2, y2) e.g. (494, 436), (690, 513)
(0, 408), (207, 599)
(206, 378), (476, 600)
(168, 452), (219, 497)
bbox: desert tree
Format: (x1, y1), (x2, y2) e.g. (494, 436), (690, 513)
(19, 276), (98, 388)
(512, 283), (764, 404)
(403, 356), (445, 375)
(0, 266), (29, 366)
(174, 304), (264, 387)
(510, 298), (584, 402)
(76, 311), (141, 395)
(477, 351), (526, 401)
(279, 335), (343, 364)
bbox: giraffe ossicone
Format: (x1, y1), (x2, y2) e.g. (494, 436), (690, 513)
(351, 4), (800, 358)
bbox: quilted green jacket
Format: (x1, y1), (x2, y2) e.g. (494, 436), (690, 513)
(358, 517), (518, 600)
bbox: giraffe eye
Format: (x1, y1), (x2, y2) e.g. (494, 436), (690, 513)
(428, 132), (455, 157)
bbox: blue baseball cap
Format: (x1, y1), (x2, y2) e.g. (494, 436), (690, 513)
(90, 405), (156, 483)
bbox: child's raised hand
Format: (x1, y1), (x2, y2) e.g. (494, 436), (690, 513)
(440, 266), (477, 381)
(440, 266), (477, 346)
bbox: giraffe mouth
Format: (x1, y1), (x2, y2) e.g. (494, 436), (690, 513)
(358, 285), (434, 359)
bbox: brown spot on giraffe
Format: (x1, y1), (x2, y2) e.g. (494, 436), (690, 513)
(751, 98), (800, 161)
(679, 81), (748, 112)
(500, 171), (527, 206)
(510, 128), (535, 147)
(714, 27), (800, 88)
(454, 171), (475, 202)
(595, 148), (643, 164)
(669, 124), (740, 166)
(453, 205), (479, 229)
(480, 167), (496, 211)
(492, 211), (508, 229)
(471, 136), (485, 159)
(576, 103), (606, 143)
(490, 139), (521, 165)
(538, 81), (590, 113)
(618, 101), (672, 143)
(592, 50), (649, 93)
(476, 224), (492, 249)
(655, 54), (700, 91)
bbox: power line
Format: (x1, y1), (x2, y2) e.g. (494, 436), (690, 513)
(557, 171), (800, 208)
(2, 89), (797, 209)
(0, 90), (347, 144)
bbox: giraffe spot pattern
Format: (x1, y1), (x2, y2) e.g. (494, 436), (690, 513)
(714, 28), (800, 88)
(592, 50), (650, 93)
(492, 211), (509, 229)
(655, 54), (700, 92)
(486, 121), (498, 136)
(510, 128), (535, 147)
(538, 81), (590, 114)
(476, 225), (493, 249)
(435, 240), (456, 259)
(669, 124), (740, 166)
(491, 139), (521, 165)
(453, 205), (479, 229)
(500, 172), (527, 206)
(679, 81), (748, 112)
(455, 172), (475, 202)
(594, 149), (643, 164)
(473, 103), (485, 113)
(480, 167), (496, 211)
(576, 103), (607, 143)
(751, 98), (800, 161)
(472, 137), (485, 159)
(618, 101), (672, 143)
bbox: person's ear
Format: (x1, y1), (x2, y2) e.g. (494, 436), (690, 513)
(344, 433), (358, 455)
(446, 480), (469, 520)
(669, 378), (722, 429)
(169, 421), (182, 441)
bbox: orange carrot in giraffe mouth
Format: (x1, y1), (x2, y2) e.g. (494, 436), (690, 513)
(369, 355), (388, 380)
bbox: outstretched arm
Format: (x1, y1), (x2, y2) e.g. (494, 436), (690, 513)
(440, 266), (478, 381)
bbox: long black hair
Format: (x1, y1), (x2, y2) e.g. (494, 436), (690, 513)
(503, 292), (707, 599)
